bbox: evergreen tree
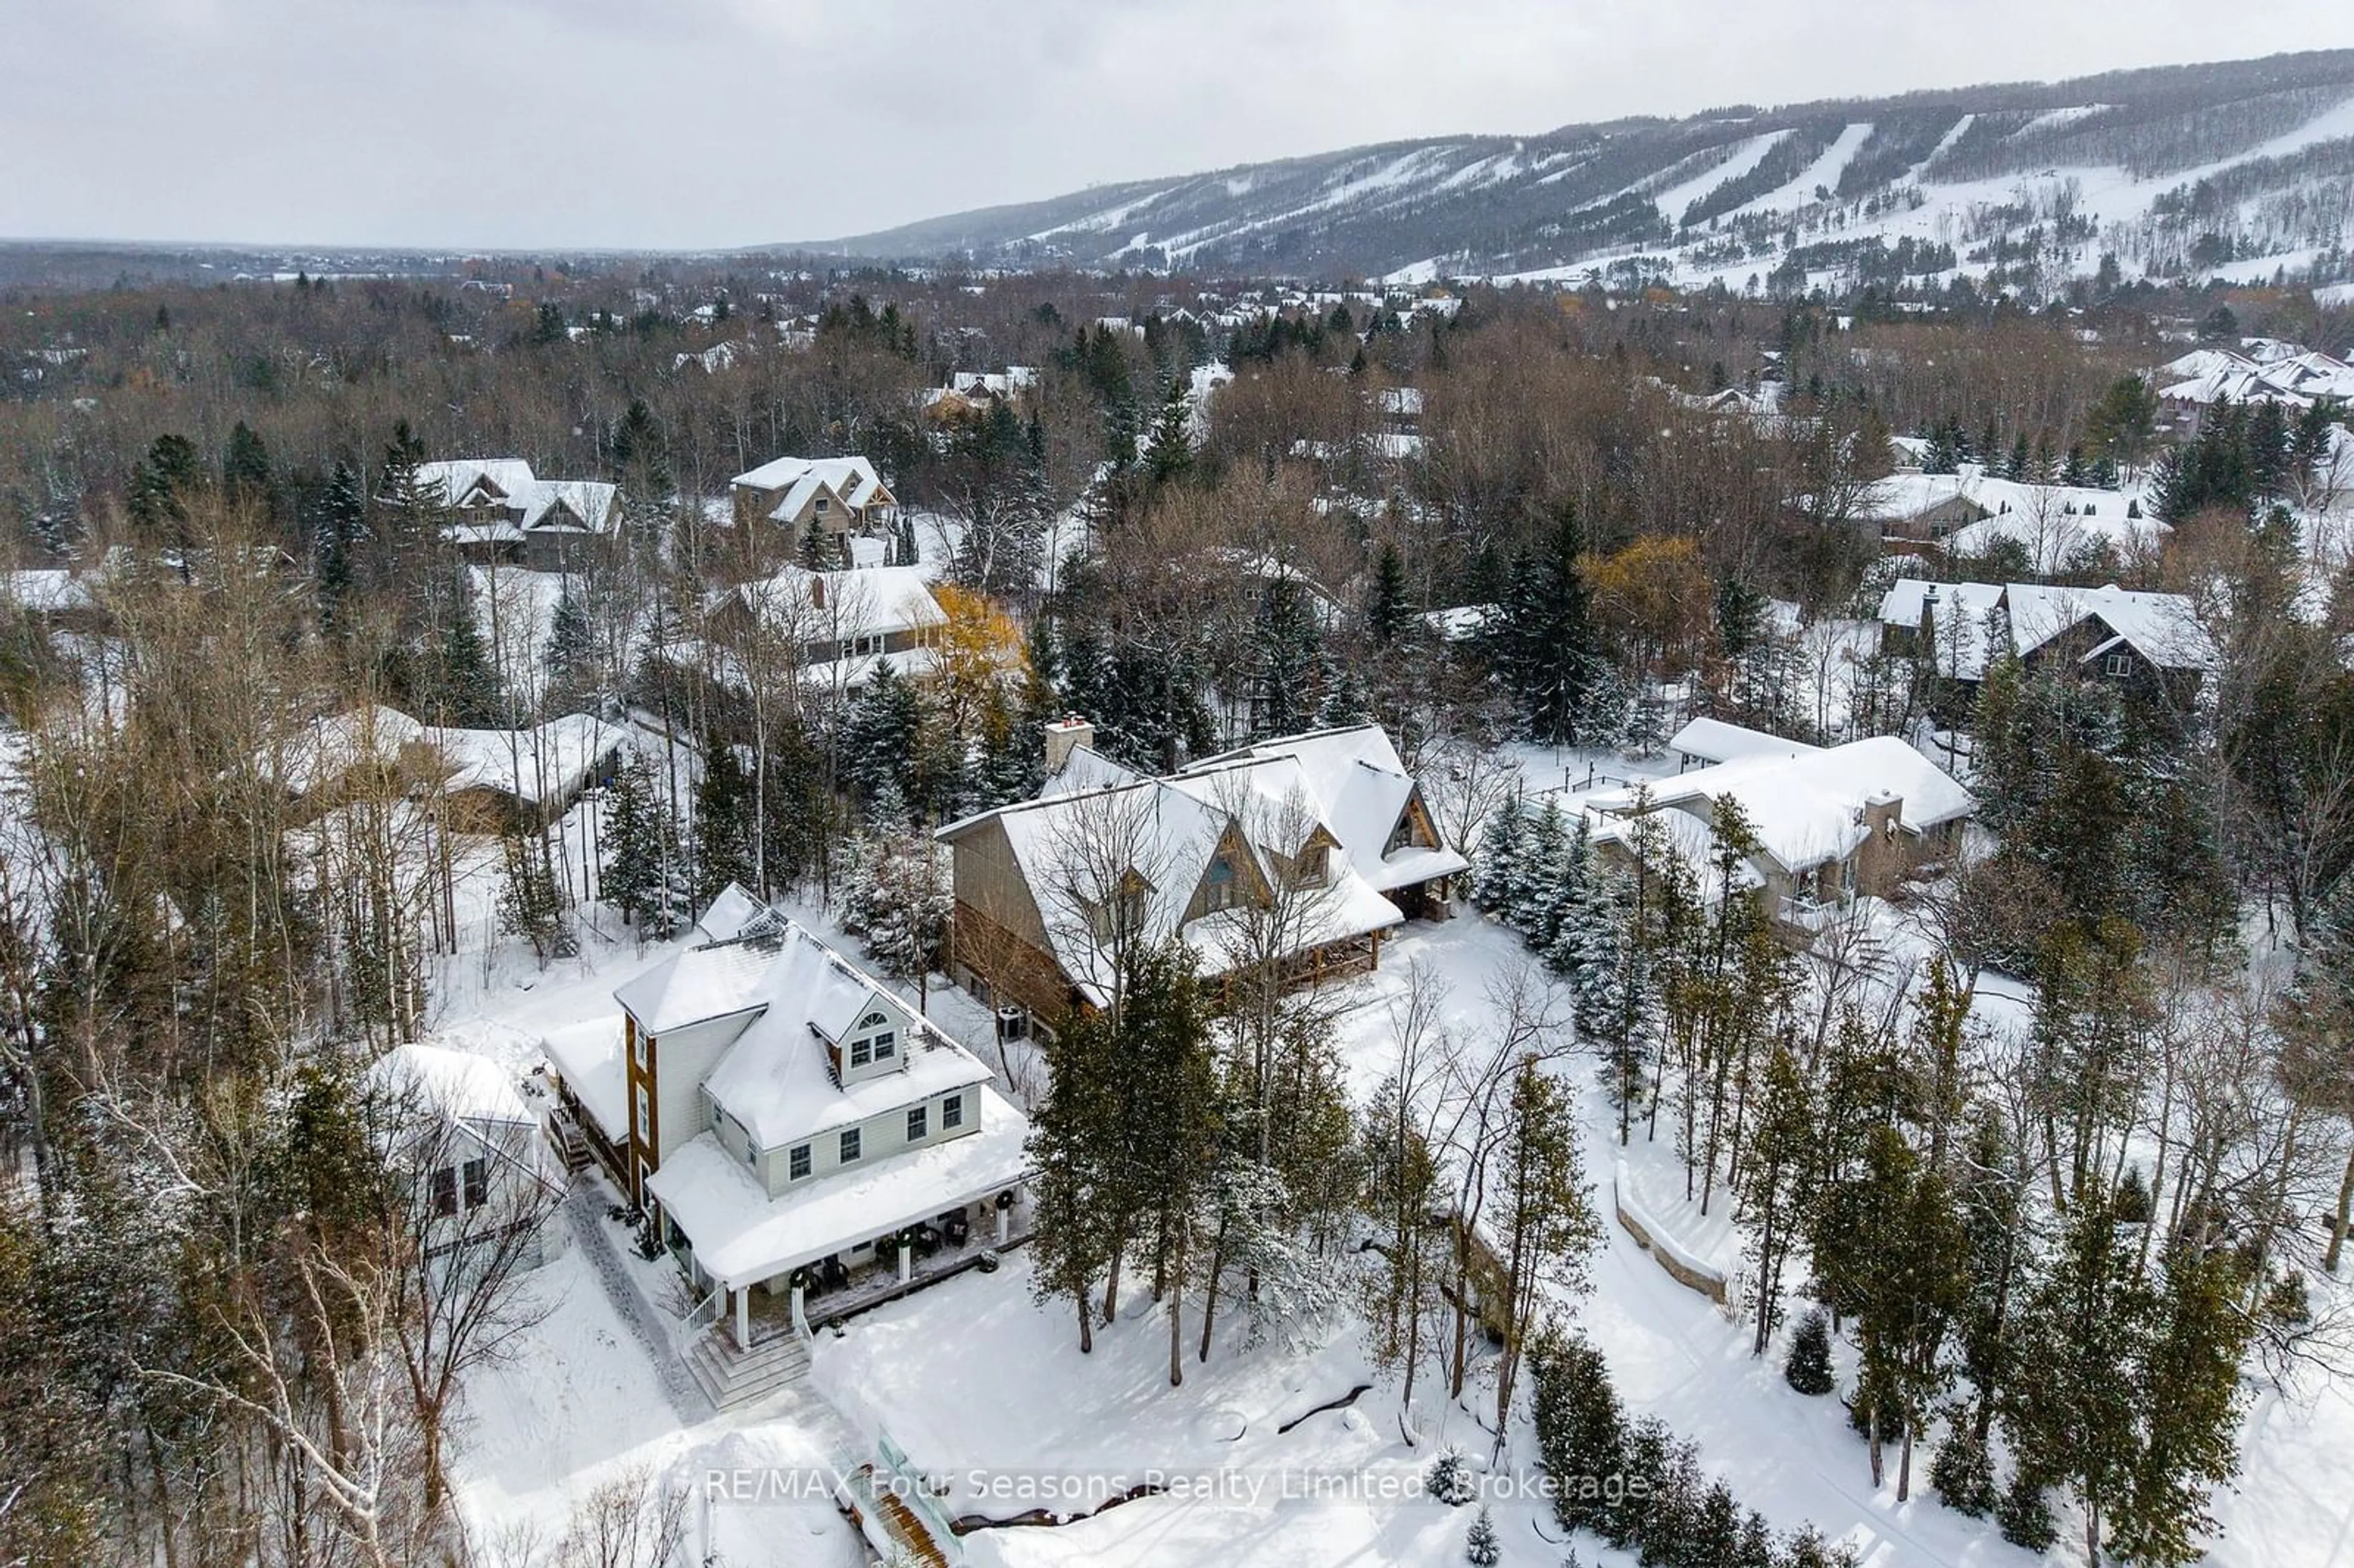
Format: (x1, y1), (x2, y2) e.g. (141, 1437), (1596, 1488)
(845, 660), (925, 815)
(1785, 1307), (1835, 1395)
(1463, 1504), (1500, 1566)
(496, 831), (573, 964)
(1532, 1334), (1626, 1539)
(1425, 1445), (1476, 1506)
(1249, 571), (1325, 737)
(1928, 1421), (1997, 1517)
(1485, 505), (1600, 744)
(600, 751), (676, 936)
(2105, 1242), (2254, 1567)
(312, 459), (363, 633)
(1470, 793), (1527, 912)
(126, 432), (206, 549)
(691, 736), (757, 904)
(1739, 1045), (1818, 1355)
(1365, 541), (1412, 647)
(221, 421), (272, 514)
(543, 586), (598, 714)
(2005, 1189), (2152, 1566)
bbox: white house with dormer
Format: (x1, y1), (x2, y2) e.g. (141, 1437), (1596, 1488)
(595, 890), (1029, 1357)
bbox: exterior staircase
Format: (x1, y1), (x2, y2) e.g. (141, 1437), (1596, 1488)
(683, 1326), (812, 1410)
(544, 1110), (593, 1177)
(838, 1460), (956, 1567)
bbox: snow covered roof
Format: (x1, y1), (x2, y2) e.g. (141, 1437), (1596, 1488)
(1593, 737), (1973, 876)
(542, 1019), (627, 1143)
(1667, 717), (1819, 767)
(945, 724), (1460, 1003)
(2156, 348), (2354, 408)
(612, 937), (782, 1035)
(0, 569), (94, 614)
(695, 881), (782, 945)
(367, 1042), (532, 1128)
(417, 459), (537, 508)
(272, 703), (430, 796)
(643, 1089), (1030, 1291)
(1878, 579), (2007, 682)
(1943, 508), (2168, 573)
(731, 563), (947, 641)
(615, 910), (987, 1150)
(2005, 582), (2217, 672)
(1181, 724), (1471, 894)
(424, 714), (628, 807)
(516, 479), (619, 535)
(729, 455), (892, 518)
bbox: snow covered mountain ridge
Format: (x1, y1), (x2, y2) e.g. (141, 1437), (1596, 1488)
(804, 50), (2354, 293)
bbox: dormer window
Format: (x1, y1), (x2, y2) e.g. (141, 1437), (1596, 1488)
(1293, 843), (1329, 888)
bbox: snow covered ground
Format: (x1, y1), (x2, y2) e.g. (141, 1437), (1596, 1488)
(424, 754), (2354, 1566)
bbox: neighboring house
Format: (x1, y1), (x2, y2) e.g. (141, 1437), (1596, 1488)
(365, 1043), (567, 1269)
(938, 721), (1468, 1030)
(417, 459), (622, 573)
(0, 568), (104, 631)
(1585, 736), (1975, 929)
(2157, 345), (2354, 435)
(603, 894), (1030, 1358)
(424, 714), (631, 828)
(728, 455), (899, 565)
(705, 563), (948, 690)
(1848, 464), (2155, 563)
(1667, 717), (1819, 772)
(1878, 579), (2217, 702)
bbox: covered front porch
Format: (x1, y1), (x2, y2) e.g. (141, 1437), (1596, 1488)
(646, 1090), (1034, 1355)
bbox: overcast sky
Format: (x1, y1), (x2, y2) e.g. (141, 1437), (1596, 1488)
(7, 1), (2353, 251)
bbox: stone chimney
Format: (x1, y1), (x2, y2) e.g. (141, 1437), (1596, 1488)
(808, 574), (826, 609)
(1918, 582), (1939, 650)
(1043, 715), (1095, 777)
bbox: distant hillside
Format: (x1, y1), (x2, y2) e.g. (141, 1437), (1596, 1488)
(803, 50), (2354, 292)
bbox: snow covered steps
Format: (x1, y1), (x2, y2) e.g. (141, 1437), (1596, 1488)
(684, 1327), (812, 1409)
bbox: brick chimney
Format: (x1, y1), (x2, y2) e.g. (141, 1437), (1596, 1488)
(1043, 715), (1095, 776)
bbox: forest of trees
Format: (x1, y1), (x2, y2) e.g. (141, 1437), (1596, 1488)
(0, 248), (2346, 1567)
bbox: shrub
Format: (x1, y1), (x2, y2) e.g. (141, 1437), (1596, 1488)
(1927, 1423), (1997, 1516)
(1784, 1307), (1835, 1396)
(1425, 1445), (1477, 1507)
(1464, 1503), (1501, 1566)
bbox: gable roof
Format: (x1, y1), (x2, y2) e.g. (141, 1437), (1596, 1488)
(1593, 736), (1973, 875)
(417, 459), (537, 507)
(367, 1042), (531, 1128)
(2004, 583), (2217, 673)
(729, 455), (893, 519)
(1668, 717), (1819, 767)
(1878, 579), (2009, 682)
(1181, 723), (1471, 893)
(614, 905), (988, 1150)
(731, 563), (947, 641)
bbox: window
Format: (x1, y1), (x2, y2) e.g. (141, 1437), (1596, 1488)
(858, 1011), (888, 1028)
(907, 1106), (928, 1141)
(462, 1158), (489, 1210)
(2104, 652), (2132, 678)
(430, 1166), (459, 1218)
(741, 1123), (758, 1167)
(850, 1038), (873, 1068)
(1203, 854), (1237, 912)
(942, 1094), (964, 1130)
(814, 495), (830, 512)
(840, 1127), (862, 1163)
(634, 1084), (651, 1143)
(1293, 844), (1328, 887)
(631, 1022), (647, 1070)
(789, 1143), (811, 1181)
(851, 633), (885, 657)
(873, 1030), (896, 1061)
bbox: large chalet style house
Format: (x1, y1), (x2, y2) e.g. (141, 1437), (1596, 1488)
(416, 459), (621, 572)
(1878, 579), (2218, 705)
(937, 720), (1468, 1032)
(704, 563), (948, 690)
(1584, 730), (1975, 928)
(547, 888), (1029, 1395)
(728, 455), (899, 565)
